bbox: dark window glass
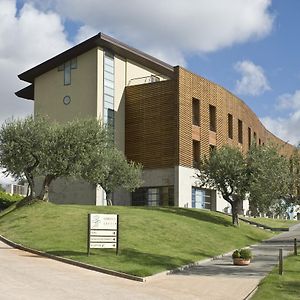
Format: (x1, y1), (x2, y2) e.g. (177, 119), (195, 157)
(238, 119), (243, 144)
(131, 186), (174, 206)
(209, 105), (216, 132)
(64, 61), (71, 85)
(228, 114), (233, 139)
(248, 127), (251, 148)
(253, 132), (257, 145)
(192, 98), (200, 126)
(259, 138), (261, 145)
(209, 144), (216, 156)
(193, 140), (200, 168)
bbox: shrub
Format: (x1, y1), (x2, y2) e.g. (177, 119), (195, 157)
(0, 191), (23, 211)
(232, 248), (253, 260)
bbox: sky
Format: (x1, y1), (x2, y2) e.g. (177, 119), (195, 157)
(0, 0), (300, 182)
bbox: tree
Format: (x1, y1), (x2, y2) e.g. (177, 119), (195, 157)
(0, 116), (142, 202)
(196, 145), (248, 226)
(84, 149), (143, 205)
(247, 144), (290, 217)
(0, 183), (5, 192)
(284, 148), (300, 210)
(0, 116), (50, 198)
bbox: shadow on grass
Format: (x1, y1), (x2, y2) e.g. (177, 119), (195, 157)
(135, 207), (233, 227)
(118, 248), (196, 274)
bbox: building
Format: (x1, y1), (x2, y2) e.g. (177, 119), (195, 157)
(16, 33), (295, 212)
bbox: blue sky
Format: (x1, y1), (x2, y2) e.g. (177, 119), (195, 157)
(0, 0), (299, 154)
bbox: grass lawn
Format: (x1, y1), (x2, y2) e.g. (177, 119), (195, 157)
(252, 253), (300, 300)
(244, 217), (299, 229)
(0, 202), (273, 276)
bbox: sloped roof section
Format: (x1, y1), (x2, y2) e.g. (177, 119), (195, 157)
(18, 33), (175, 84)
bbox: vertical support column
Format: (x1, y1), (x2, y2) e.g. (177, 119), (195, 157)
(294, 238), (298, 256)
(279, 248), (283, 275)
(87, 213), (91, 256)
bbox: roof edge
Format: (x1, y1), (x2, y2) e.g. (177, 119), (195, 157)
(18, 32), (174, 83)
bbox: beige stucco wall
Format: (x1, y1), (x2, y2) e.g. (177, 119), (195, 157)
(34, 48), (98, 122)
(33, 46), (171, 206)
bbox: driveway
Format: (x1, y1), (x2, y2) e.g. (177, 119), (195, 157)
(1, 223), (299, 300)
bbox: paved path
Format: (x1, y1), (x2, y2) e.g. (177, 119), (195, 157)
(1, 223), (299, 300)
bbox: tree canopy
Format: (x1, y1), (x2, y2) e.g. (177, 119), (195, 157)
(247, 144), (290, 216)
(0, 116), (142, 202)
(196, 145), (248, 226)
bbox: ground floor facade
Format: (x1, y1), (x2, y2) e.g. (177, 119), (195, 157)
(47, 166), (250, 215)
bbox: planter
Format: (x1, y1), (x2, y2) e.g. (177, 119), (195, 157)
(233, 258), (251, 266)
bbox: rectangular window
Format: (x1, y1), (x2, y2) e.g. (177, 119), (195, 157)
(103, 52), (115, 130)
(64, 61), (71, 85)
(259, 138), (261, 146)
(209, 144), (216, 156)
(253, 132), (257, 145)
(192, 187), (212, 210)
(192, 98), (200, 126)
(193, 140), (200, 168)
(209, 105), (216, 132)
(228, 114), (233, 139)
(248, 127), (251, 148)
(131, 186), (174, 206)
(238, 119), (243, 144)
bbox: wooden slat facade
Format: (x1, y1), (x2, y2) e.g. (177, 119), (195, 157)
(125, 67), (296, 170)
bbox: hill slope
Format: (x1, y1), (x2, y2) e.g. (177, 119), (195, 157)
(0, 202), (273, 276)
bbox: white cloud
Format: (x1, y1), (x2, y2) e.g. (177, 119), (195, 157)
(234, 60), (271, 96)
(0, 0), (72, 183)
(261, 115), (300, 146)
(0, 0), (71, 124)
(276, 90), (300, 110)
(261, 90), (300, 146)
(29, 0), (274, 65)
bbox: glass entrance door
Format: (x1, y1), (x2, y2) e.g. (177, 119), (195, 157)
(192, 187), (205, 208)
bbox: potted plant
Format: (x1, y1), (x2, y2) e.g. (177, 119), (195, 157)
(232, 248), (253, 266)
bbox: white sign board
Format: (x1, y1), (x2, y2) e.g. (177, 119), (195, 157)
(88, 214), (119, 255)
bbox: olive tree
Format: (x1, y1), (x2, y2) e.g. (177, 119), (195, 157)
(247, 144), (290, 216)
(84, 149), (143, 205)
(196, 145), (248, 226)
(0, 116), (142, 202)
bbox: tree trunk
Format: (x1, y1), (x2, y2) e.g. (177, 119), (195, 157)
(38, 175), (55, 201)
(106, 191), (113, 206)
(24, 172), (35, 199)
(231, 201), (240, 226)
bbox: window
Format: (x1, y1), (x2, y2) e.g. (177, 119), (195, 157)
(253, 132), (257, 145)
(259, 138), (261, 146)
(192, 187), (212, 210)
(192, 98), (200, 126)
(103, 52), (115, 129)
(64, 61), (71, 85)
(58, 57), (77, 85)
(131, 186), (174, 206)
(228, 114), (233, 139)
(209, 144), (216, 156)
(238, 119), (243, 144)
(209, 105), (216, 132)
(193, 140), (200, 168)
(248, 127), (251, 148)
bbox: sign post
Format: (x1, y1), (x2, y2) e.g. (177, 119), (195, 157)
(87, 213), (119, 256)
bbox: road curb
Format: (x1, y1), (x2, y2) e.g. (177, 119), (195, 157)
(0, 235), (145, 282)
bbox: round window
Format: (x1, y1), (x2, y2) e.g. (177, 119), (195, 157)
(63, 95), (71, 105)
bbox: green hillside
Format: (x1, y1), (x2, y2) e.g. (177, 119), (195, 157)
(0, 202), (273, 276)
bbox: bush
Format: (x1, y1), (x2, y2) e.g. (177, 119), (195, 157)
(232, 248), (253, 260)
(0, 191), (23, 211)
